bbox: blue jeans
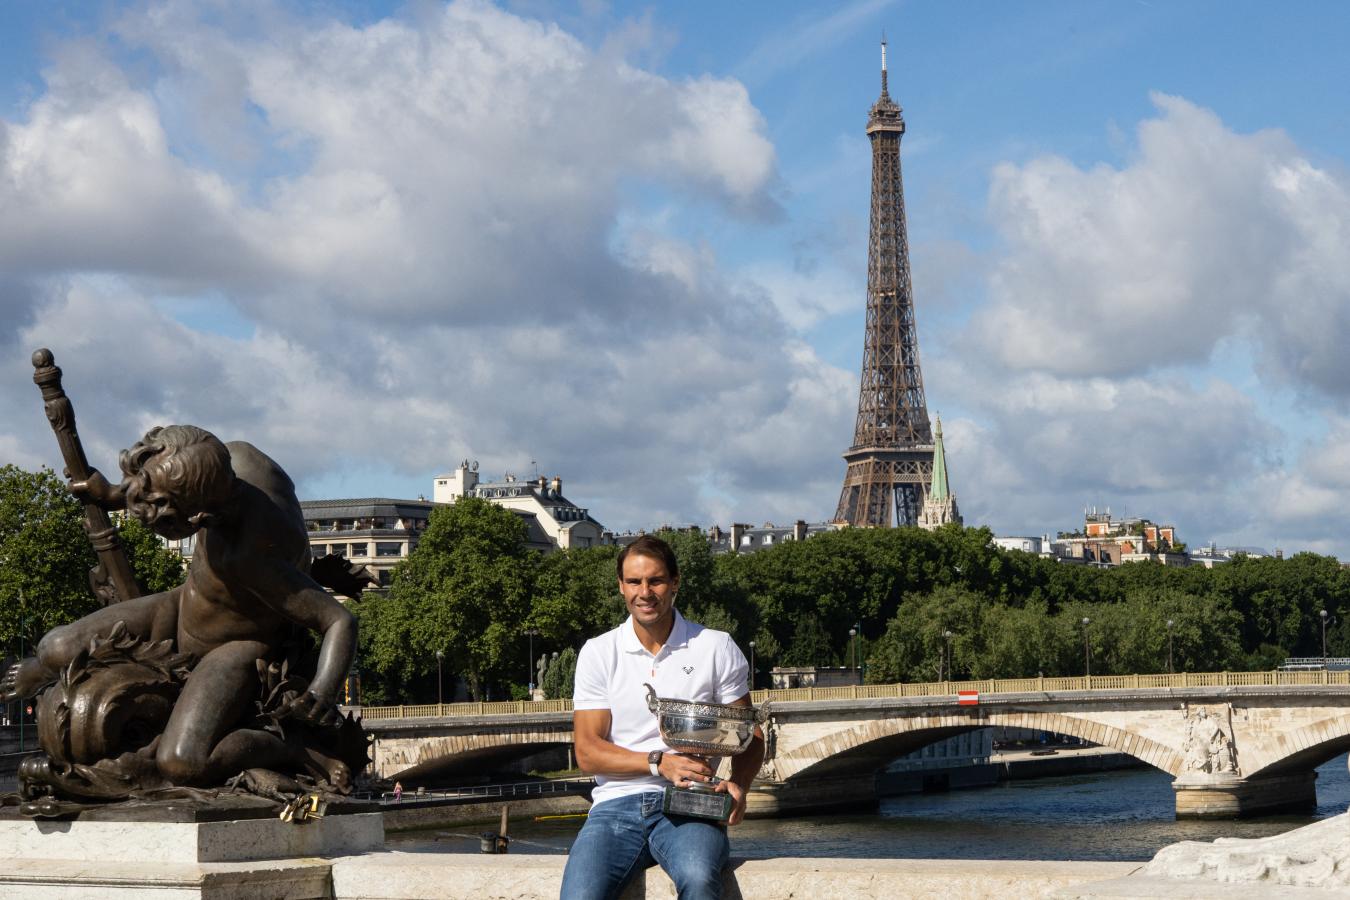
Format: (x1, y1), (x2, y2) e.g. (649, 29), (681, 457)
(560, 790), (729, 900)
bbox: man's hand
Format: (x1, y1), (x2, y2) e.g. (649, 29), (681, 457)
(657, 752), (714, 787)
(713, 778), (749, 825)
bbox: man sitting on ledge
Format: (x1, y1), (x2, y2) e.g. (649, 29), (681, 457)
(561, 535), (763, 900)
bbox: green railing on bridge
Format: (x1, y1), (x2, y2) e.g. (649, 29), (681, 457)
(356, 670), (1350, 722)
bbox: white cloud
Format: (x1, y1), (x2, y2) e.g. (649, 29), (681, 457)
(975, 94), (1350, 389)
(0, 0), (850, 533)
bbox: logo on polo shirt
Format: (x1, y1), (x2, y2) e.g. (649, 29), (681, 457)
(683, 666), (694, 674)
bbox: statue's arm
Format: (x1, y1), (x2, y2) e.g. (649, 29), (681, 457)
(264, 565), (356, 718)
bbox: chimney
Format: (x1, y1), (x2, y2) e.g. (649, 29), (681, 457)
(730, 523), (746, 552)
(794, 520), (807, 542)
(537, 476), (547, 491)
(552, 476), (562, 494)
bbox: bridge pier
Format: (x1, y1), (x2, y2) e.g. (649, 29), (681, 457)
(746, 774), (879, 818)
(1172, 770), (1317, 818)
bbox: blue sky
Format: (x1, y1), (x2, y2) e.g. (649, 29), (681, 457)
(2, 1), (1349, 555)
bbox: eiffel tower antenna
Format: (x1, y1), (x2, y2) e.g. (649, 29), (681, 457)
(833, 38), (935, 527)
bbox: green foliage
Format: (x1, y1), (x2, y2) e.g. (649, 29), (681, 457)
(341, 510), (1350, 702)
(357, 497), (535, 700)
(0, 465), (101, 652)
(543, 646), (578, 700)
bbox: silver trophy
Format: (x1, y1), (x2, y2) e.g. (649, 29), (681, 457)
(644, 683), (770, 822)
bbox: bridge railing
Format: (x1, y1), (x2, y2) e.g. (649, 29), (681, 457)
(359, 699), (573, 721)
(356, 670), (1350, 721)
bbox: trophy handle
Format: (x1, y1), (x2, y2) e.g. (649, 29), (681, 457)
(644, 683), (658, 713)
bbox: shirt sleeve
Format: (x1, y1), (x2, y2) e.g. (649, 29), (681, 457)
(715, 634), (750, 704)
(572, 638), (611, 710)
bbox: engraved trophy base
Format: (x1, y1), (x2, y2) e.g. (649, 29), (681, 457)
(661, 780), (733, 823)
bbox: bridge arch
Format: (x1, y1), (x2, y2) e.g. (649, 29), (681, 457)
(374, 726), (575, 783)
(775, 709), (1183, 783)
(1245, 712), (1350, 779)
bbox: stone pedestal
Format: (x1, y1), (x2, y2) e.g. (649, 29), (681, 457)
(1173, 771), (1317, 818)
(0, 809), (384, 899)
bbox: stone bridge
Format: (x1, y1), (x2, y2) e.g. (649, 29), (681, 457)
(360, 673), (1350, 817)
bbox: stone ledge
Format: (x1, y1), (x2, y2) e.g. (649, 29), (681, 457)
(0, 856), (333, 900)
(1057, 873), (1346, 898)
(0, 812), (384, 863)
(329, 853), (1140, 899)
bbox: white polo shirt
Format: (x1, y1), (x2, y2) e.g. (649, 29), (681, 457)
(573, 610), (749, 806)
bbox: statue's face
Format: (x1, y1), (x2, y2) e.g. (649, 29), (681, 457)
(137, 463), (207, 540)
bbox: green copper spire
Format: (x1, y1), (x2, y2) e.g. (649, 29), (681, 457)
(928, 415), (950, 502)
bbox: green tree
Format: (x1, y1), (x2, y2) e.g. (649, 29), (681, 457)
(358, 497), (536, 701)
(543, 646), (578, 700)
(0, 465), (100, 654)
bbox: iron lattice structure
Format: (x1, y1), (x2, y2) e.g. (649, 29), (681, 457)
(834, 43), (934, 528)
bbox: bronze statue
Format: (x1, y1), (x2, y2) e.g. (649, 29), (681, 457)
(2, 352), (371, 814)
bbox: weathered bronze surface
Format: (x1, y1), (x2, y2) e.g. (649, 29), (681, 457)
(1, 350), (371, 817)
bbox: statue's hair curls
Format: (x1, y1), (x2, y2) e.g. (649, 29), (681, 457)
(119, 425), (235, 526)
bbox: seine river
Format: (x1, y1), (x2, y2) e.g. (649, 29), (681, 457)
(390, 753), (1350, 862)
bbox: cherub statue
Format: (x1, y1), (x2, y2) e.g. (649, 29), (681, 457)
(1, 425), (367, 804)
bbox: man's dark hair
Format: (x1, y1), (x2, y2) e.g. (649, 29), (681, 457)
(616, 534), (680, 581)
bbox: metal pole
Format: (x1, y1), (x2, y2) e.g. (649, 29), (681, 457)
(526, 629), (539, 696)
(1082, 617), (1091, 677)
(436, 650), (444, 706)
(18, 593), (24, 753)
(748, 641), (756, 691)
(1320, 610), (1329, 663)
(1166, 619), (1174, 674)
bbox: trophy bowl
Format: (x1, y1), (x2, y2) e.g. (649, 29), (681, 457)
(644, 684), (769, 757)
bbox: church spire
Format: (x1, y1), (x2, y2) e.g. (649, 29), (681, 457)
(929, 415), (950, 501)
(918, 414), (962, 531)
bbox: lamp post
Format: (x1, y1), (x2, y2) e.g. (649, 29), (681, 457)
(1320, 610), (1329, 663)
(1082, 617), (1091, 677)
(849, 626), (858, 674)
(1166, 619), (1175, 674)
(942, 629), (953, 682)
(17, 591), (25, 752)
(435, 650), (444, 706)
(748, 640), (756, 691)
(525, 628), (539, 696)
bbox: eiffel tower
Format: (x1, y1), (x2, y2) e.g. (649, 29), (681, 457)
(834, 39), (934, 527)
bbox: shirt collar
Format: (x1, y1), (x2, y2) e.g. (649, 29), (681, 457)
(621, 608), (688, 655)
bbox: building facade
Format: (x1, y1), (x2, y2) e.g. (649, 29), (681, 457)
(432, 461), (605, 550)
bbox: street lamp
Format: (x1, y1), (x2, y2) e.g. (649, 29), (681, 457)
(748, 640), (756, 691)
(941, 629), (953, 682)
(849, 626), (858, 674)
(435, 650), (444, 706)
(1320, 610), (1329, 663)
(1082, 617), (1091, 677)
(1166, 619), (1175, 674)
(525, 628), (540, 695)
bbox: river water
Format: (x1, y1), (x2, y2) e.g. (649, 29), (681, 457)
(389, 754), (1350, 862)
